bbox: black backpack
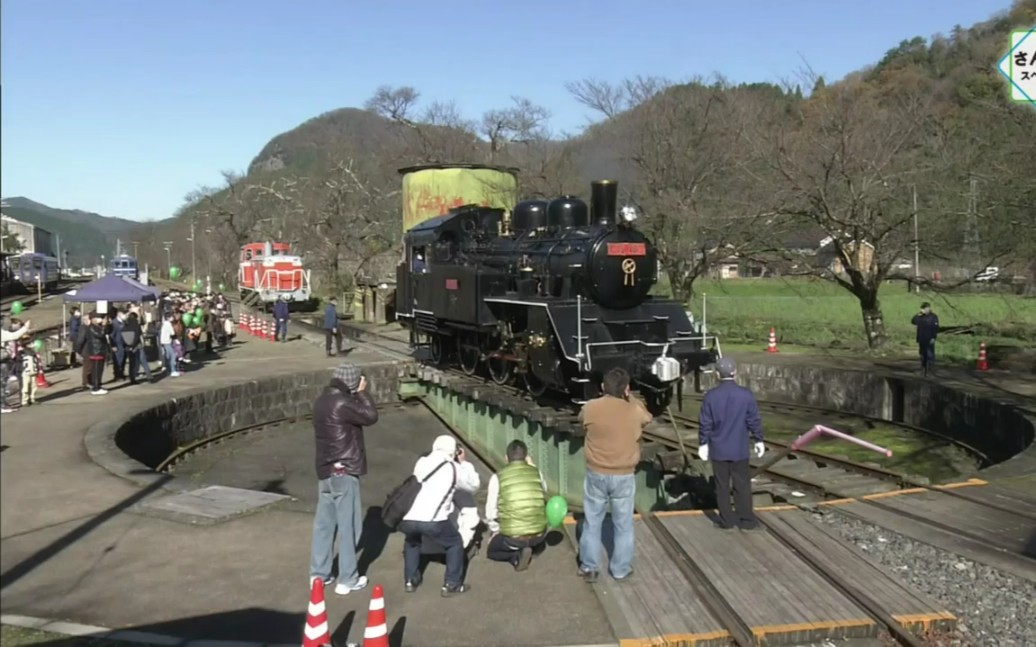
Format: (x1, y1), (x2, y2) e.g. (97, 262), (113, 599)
(381, 460), (455, 530)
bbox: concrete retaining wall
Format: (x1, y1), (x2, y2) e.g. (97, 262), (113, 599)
(86, 361), (408, 492)
(696, 361), (1036, 473)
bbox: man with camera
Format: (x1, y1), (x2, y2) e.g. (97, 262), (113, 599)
(310, 363), (378, 595)
(911, 302), (939, 377)
(399, 434), (480, 597)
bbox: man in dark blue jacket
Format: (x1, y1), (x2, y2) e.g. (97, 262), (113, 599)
(273, 297), (290, 342)
(910, 302), (939, 376)
(323, 297), (344, 357)
(698, 357), (764, 532)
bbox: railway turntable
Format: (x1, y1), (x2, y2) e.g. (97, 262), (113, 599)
(565, 508), (956, 646)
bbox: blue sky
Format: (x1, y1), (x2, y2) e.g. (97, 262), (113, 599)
(0, 0), (1016, 223)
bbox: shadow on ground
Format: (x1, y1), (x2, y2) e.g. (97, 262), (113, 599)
(15, 607), (409, 645)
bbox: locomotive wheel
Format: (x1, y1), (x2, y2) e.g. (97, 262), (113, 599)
(486, 352), (513, 385)
(457, 336), (481, 376)
(428, 334), (445, 365)
(523, 371), (548, 397)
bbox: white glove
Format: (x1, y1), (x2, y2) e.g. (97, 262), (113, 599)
(754, 442), (765, 459)
(697, 444), (709, 461)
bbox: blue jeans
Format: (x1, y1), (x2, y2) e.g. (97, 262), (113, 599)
(310, 474), (363, 586)
(579, 470), (636, 578)
(919, 341), (935, 371)
(398, 519), (464, 586)
(275, 319), (288, 341)
(161, 343), (176, 374)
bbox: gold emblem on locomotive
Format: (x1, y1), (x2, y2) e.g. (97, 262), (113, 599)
(621, 258), (637, 286)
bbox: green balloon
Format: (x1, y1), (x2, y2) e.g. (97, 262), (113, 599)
(181, 312), (193, 325)
(194, 307), (203, 318)
(218, 283), (225, 292)
(169, 267), (180, 279)
(33, 339), (43, 352)
(11, 301), (24, 315)
(545, 495), (568, 529)
(192, 314), (204, 327)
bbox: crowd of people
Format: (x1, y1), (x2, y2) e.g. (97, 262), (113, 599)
(1, 290), (237, 410)
(306, 360), (766, 598)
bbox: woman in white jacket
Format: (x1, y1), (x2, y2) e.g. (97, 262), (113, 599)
(399, 434), (480, 597)
(2, 320), (30, 413)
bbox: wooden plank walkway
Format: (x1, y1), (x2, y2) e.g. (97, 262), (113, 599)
(660, 513), (876, 644)
(565, 506), (966, 645)
(563, 522), (731, 646)
(761, 510), (957, 634)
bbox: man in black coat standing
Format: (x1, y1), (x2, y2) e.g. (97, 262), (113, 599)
(309, 362), (379, 596)
(911, 302), (939, 377)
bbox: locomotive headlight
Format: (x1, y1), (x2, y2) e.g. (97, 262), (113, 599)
(620, 206), (639, 223)
(652, 356), (682, 382)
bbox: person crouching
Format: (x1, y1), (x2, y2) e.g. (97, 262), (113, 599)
(399, 434), (480, 596)
(485, 440), (548, 571)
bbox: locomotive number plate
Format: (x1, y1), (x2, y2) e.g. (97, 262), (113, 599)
(607, 242), (646, 256)
(445, 279), (459, 290)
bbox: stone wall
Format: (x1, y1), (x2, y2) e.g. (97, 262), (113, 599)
(695, 362), (1036, 471)
(87, 361), (408, 491)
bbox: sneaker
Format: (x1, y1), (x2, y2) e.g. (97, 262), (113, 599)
(334, 576), (368, 595)
(170, 372), (181, 378)
(0, 407), (14, 414)
(739, 525), (765, 533)
(91, 389), (108, 395)
(440, 583), (469, 597)
(578, 567), (598, 583)
(612, 569), (634, 581)
(404, 576), (422, 593)
(515, 547), (533, 572)
(713, 523), (736, 531)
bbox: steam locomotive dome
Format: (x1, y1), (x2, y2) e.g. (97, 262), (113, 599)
(586, 227), (657, 310)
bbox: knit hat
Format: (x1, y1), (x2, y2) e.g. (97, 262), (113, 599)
(716, 357), (737, 378)
(332, 363), (362, 391)
(432, 434), (457, 455)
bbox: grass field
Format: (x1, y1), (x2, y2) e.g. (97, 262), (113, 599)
(667, 278), (1036, 365)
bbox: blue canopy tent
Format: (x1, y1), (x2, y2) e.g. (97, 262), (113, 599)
(63, 274), (160, 303)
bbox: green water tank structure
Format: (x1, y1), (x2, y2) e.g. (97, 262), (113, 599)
(399, 163), (519, 233)
(354, 164), (520, 323)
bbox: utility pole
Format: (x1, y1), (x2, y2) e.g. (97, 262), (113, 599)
(189, 219), (196, 282)
(132, 241), (139, 257)
(163, 241), (174, 275)
(912, 185), (920, 293)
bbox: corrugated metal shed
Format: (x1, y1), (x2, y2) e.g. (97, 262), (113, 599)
(1, 212), (55, 256)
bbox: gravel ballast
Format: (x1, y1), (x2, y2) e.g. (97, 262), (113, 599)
(809, 510), (1036, 646)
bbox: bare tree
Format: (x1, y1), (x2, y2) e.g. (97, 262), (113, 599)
(480, 96), (551, 161)
(568, 76), (763, 300)
(752, 73), (955, 347)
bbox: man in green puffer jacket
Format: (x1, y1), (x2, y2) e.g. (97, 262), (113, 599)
(484, 440), (549, 571)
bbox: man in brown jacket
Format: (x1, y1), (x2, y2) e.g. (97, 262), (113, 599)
(576, 367), (652, 582)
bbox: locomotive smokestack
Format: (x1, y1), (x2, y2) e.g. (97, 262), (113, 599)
(591, 180), (618, 226)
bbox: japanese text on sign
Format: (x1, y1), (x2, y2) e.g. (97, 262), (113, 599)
(998, 28), (1036, 104)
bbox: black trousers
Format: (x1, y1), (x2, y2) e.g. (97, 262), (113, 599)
(712, 459), (757, 529)
(89, 357), (106, 391)
(325, 328), (342, 354)
(919, 341), (935, 371)
(486, 532), (546, 564)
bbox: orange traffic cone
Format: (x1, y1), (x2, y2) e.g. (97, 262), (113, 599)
(766, 327), (778, 353)
(302, 579), (331, 647)
(269, 318), (277, 342)
(362, 584), (389, 647)
(36, 371), (50, 388)
(976, 342), (989, 372)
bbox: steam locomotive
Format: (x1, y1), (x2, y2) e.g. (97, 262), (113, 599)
(394, 179), (717, 409)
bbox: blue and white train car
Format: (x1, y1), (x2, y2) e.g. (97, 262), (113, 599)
(109, 255), (138, 280)
(14, 252), (61, 290)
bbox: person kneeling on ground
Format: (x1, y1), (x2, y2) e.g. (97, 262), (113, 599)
(485, 440), (548, 571)
(399, 434), (480, 597)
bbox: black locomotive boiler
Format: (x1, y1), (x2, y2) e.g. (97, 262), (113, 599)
(394, 179), (717, 409)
